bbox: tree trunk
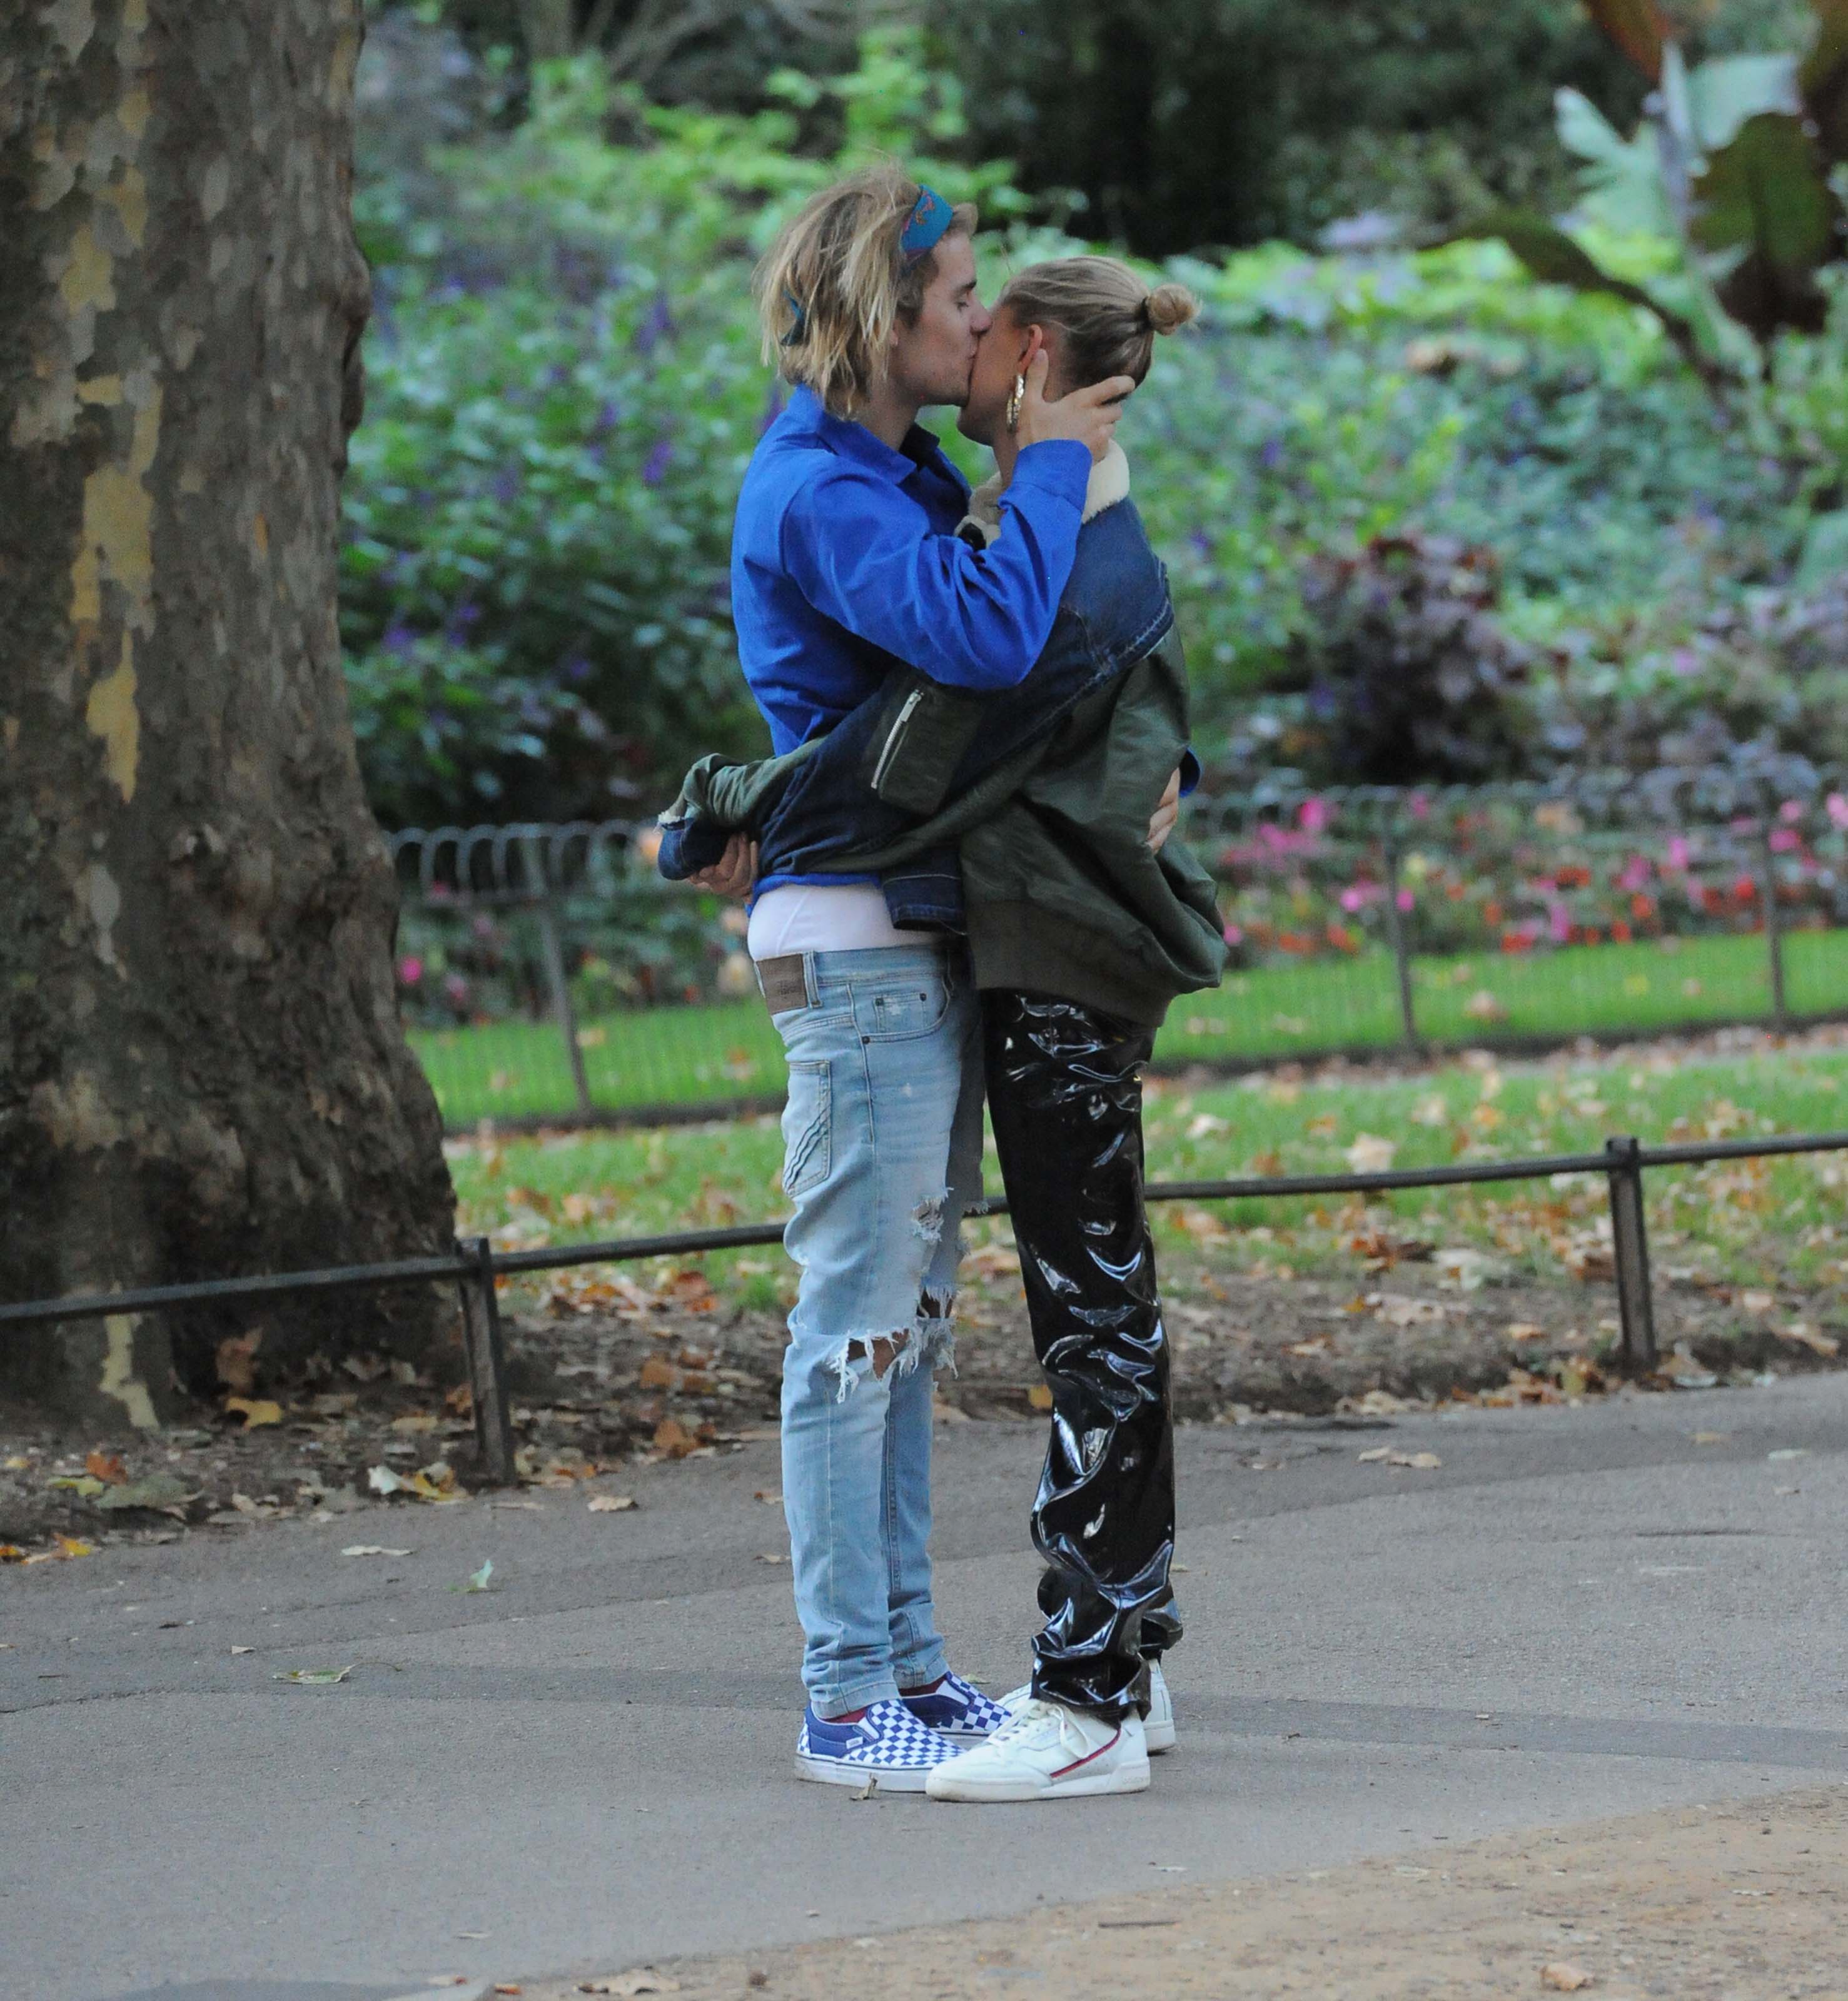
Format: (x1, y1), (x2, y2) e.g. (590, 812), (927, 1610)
(0, 0), (456, 1428)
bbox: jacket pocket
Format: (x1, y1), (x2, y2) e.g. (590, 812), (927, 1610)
(863, 670), (989, 815)
(780, 1060), (832, 1197)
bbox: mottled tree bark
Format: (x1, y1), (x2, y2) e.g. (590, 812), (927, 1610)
(0, 1), (455, 1427)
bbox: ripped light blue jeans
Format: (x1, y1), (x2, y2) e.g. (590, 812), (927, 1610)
(769, 944), (985, 1716)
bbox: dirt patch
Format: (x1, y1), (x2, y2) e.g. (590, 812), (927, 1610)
(520, 1785), (1848, 2001)
(2, 1261), (1840, 1559)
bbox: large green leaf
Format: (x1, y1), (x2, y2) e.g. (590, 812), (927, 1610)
(1555, 86), (1675, 236)
(1584, 0), (1672, 79)
(1455, 208), (1734, 396)
(1690, 110), (1840, 338)
(1685, 54), (1800, 154)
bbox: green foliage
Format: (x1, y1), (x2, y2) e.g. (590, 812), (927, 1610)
(1476, 1), (1848, 380)
(344, 26), (1820, 822)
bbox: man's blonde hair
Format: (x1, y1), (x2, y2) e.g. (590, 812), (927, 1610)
(754, 164), (978, 416)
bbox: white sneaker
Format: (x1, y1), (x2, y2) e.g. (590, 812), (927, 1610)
(999, 1659), (1176, 1755)
(925, 1698), (1149, 1802)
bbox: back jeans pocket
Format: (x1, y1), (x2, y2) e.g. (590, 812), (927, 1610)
(781, 1059), (832, 1197)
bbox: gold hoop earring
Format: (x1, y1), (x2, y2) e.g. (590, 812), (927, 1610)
(1005, 373), (1025, 435)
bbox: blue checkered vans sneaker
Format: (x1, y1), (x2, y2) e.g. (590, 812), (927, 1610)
(795, 1698), (961, 1791)
(900, 1671), (1011, 1744)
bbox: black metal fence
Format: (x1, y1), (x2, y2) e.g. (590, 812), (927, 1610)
(6, 1126), (1843, 1483)
(386, 763), (1848, 1130)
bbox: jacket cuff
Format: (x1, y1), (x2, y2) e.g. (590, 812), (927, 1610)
(1007, 438), (1093, 512)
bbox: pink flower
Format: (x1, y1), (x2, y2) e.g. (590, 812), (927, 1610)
(1408, 794), (1430, 820)
(1770, 828), (1800, 852)
(1829, 793), (1848, 830)
(397, 956), (423, 985)
(1338, 885), (1366, 913)
(1297, 796), (1330, 834)
(1222, 923), (1243, 947)
(1780, 800), (1804, 824)
(1666, 835), (1692, 872)
(1548, 902), (1571, 945)
(1615, 857), (1650, 892)
(1396, 888), (1415, 912)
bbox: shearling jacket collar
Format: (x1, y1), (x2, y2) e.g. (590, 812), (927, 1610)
(960, 442), (1130, 545)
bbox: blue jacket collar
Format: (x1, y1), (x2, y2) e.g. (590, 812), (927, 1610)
(784, 385), (951, 485)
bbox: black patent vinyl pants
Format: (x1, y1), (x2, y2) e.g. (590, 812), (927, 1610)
(982, 990), (1181, 1720)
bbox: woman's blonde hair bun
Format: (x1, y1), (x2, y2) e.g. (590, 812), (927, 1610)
(1145, 282), (1199, 337)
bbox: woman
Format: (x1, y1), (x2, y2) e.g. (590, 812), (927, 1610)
(665, 252), (1221, 1801)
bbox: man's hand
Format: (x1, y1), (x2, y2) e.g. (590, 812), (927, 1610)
(686, 832), (757, 899)
(1146, 768), (1182, 854)
(1014, 349), (1134, 465)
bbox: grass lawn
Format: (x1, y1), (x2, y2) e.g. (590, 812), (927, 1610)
(451, 1031), (1848, 1323)
(413, 928), (1848, 1126)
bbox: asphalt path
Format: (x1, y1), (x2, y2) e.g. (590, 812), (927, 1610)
(6, 1374), (1845, 2001)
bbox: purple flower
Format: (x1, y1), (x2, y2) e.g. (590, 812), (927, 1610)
(641, 438), (672, 486)
(1258, 436), (1285, 471)
(1189, 529), (1213, 558)
(633, 293), (674, 357)
(382, 618), (417, 658)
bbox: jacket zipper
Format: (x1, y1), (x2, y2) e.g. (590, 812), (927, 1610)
(871, 688), (923, 793)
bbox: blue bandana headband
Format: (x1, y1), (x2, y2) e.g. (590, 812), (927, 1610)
(898, 184), (954, 266)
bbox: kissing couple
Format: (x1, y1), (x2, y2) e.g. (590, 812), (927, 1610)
(658, 165), (1225, 1801)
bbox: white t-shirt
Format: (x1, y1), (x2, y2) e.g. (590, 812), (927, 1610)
(747, 882), (911, 960)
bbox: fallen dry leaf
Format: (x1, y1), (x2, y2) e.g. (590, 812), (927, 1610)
(1028, 1383), (1054, 1411)
(443, 1381), (475, 1418)
(274, 1665), (354, 1685)
(1779, 1323), (1840, 1357)
(84, 1448), (127, 1484)
(652, 1416), (698, 1459)
(230, 1646), (255, 1656)
(1540, 1965), (1594, 1992)
(637, 1355), (681, 1391)
(341, 1545), (413, 1558)
(1344, 1133), (1398, 1174)
(579, 1974), (680, 1996)
(224, 1397), (283, 1429)
(1503, 1322), (1546, 1343)
(54, 1535), (96, 1558)
(588, 1495), (637, 1513)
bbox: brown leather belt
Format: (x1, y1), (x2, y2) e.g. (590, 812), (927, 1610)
(755, 954), (810, 1014)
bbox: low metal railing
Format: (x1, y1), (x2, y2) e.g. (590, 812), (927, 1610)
(5, 1129), (1842, 1484)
